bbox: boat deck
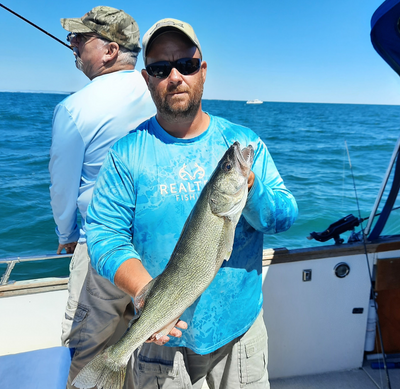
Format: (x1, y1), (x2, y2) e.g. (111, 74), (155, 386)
(269, 356), (400, 389)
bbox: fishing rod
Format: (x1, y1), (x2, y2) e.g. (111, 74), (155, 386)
(0, 3), (72, 50)
(345, 140), (392, 389)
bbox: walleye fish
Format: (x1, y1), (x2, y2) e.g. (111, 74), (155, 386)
(72, 141), (254, 389)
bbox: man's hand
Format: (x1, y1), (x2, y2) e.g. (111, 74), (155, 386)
(146, 319), (188, 346)
(57, 242), (77, 254)
(114, 259), (188, 345)
(248, 171), (255, 190)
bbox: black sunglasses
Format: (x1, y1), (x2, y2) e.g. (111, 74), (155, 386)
(146, 58), (201, 78)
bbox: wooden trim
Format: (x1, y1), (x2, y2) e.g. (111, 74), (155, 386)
(375, 257), (400, 291)
(0, 278), (68, 298)
(262, 236), (400, 266)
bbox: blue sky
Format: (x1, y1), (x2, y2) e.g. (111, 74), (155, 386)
(1, 0), (399, 104)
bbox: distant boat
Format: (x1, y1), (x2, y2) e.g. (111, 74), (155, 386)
(246, 99), (263, 104)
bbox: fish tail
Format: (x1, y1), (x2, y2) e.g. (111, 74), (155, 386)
(72, 347), (127, 389)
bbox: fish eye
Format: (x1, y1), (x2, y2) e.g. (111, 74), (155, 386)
(222, 162), (232, 171)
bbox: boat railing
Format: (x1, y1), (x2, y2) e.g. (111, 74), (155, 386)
(1, 234), (400, 288)
(0, 254), (72, 286)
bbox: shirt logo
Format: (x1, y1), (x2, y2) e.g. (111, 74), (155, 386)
(159, 163), (207, 202)
(179, 163), (205, 181)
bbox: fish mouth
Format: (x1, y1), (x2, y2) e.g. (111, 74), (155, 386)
(233, 142), (254, 174)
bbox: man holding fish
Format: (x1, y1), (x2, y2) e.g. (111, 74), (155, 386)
(80, 18), (298, 389)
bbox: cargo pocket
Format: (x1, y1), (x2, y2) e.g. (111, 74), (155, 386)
(238, 327), (268, 384)
(135, 346), (191, 389)
(61, 298), (89, 350)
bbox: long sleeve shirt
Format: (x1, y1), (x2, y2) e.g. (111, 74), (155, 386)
(49, 70), (156, 244)
(86, 114), (298, 354)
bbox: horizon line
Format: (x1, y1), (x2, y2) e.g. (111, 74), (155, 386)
(0, 90), (399, 107)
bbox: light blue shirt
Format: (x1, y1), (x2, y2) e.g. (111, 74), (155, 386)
(86, 114), (298, 354)
(49, 70), (156, 244)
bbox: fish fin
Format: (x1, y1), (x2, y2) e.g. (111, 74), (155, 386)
(72, 347), (126, 389)
(220, 218), (236, 264)
(134, 277), (158, 313)
(150, 318), (179, 341)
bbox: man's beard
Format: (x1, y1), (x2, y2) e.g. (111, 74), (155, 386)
(149, 78), (204, 122)
(73, 47), (84, 72)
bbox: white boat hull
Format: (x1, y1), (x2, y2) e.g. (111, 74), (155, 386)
(0, 236), (399, 381)
(262, 237), (400, 379)
(0, 279), (68, 356)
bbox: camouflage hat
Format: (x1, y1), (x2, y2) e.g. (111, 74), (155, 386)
(142, 18), (202, 64)
(61, 6), (141, 52)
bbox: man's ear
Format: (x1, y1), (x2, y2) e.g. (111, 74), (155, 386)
(141, 69), (150, 86)
(104, 42), (119, 63)
(201, 61), (207, 83)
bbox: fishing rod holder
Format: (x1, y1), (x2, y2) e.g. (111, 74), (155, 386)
(307, 214), (362, 245)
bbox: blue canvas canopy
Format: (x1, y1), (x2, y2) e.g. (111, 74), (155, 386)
(368, 0), (400, 241)
(371, 0), (400, 75)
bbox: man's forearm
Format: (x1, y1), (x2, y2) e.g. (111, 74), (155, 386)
(114, 257), (153, 299)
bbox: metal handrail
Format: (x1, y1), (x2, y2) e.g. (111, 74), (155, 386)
(0, 254), (73, 264)
(0, 254), (73, 286)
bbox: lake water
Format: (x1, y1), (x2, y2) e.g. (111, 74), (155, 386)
(0, 92), (399, 278)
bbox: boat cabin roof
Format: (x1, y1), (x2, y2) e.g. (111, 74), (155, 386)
(371, 0), (400, 75)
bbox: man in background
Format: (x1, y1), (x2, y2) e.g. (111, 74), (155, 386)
(86, 18), (298, 388)
(48, 6), (155, 387)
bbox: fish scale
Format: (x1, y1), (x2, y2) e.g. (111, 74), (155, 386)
(72, 141), (254, 389)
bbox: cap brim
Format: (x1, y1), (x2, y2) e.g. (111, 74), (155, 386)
(60, 18), (94, 33)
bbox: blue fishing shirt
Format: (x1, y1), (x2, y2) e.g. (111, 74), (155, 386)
(86, 114), (298, 354)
